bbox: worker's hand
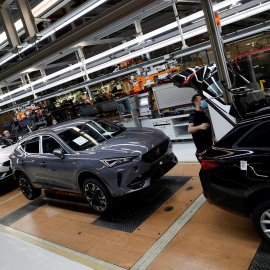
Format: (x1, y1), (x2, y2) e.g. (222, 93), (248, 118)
(200, 123), (210, 130)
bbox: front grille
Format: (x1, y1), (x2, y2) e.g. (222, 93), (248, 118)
(142, 140), (169, 163)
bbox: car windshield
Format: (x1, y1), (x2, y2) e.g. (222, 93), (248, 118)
(0, 138), (13, 148)
(58, 120), (125, 151)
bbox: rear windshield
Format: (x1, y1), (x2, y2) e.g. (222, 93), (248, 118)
(238, 121), (270, 148)
(58, 120), (125, 151)
(214, 123), (254, 148)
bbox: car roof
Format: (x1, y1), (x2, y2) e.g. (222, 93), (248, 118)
(51, 117), (98, 134)
(241, 106), (270, 122)
(19, 117), (98, 140)
(240, 112), (270, 125)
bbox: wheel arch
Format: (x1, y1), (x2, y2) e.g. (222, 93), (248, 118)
(77, 170), (112, 195)
(246, 188), (270, 216)
(13, 169), (29, 181)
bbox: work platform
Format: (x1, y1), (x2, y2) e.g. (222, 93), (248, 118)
(0, 162), (268, 270)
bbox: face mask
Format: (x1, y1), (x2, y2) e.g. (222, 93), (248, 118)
(200, 100), (208, 109)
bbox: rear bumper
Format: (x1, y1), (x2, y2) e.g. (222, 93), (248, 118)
(199, 168), (251, 217)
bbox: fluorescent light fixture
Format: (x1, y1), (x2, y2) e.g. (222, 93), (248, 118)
(32, 0), (59, 16)
(0, 54), (17, 65)
(40, 29), (56, 41)
(222, 1), (270, 26)
(20, 44), (34, 53)
(55, 0), (108, 31)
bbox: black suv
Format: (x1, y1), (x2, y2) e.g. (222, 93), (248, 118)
(11, 118), (177, 214)
(199, 111), (270, 243)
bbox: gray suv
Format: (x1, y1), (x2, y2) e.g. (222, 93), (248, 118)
(11, 118), (177, 214)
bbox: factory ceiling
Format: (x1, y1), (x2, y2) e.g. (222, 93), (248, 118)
(0, 0), (269, 112)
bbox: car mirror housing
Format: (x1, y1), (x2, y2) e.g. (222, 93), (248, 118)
(53, 148), (65, 159)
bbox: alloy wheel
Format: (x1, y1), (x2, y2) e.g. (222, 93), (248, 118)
(260, 209), (270, 240)
(85, 183), (107, 212)
(19, 177), (32, 199)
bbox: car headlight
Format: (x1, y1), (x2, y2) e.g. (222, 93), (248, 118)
(100, 157), (133, 168)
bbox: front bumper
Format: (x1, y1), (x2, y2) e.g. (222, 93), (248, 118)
(127, 153), (178, 190)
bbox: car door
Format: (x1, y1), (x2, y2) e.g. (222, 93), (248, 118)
(40, 135), (76, 191)
(20, 136), (48, 186)
(237, 120), (270, 181)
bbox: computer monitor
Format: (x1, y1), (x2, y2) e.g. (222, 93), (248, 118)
(139, 97), (149, 106)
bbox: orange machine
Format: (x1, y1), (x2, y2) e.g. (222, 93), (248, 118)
(17, 107), (40, 121)
(132, 66), (181, 92)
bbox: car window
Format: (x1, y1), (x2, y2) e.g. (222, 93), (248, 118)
(19, 141), (26, 151)
(25, 137), (39, 153)
(0, 138), (13, 148)
(58, 121), (125, 151)
(79, 124), (107, 142)
(58, 127), (96, 151)
(42, 136), (67, 154)
(238, 122), (270, 148)
(93, 121), (124, 136)
(78, 121), (124, 140)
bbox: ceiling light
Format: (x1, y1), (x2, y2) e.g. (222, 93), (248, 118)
(32, 0), (59, 16)
(55, 0), (108, 31)
(222, 1), (270, 25)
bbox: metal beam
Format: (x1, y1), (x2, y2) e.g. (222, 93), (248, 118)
(0, 81), (22, 87)
(14, 0), (38, 39)
(201, 0), (232, 104)
(0, 5), (21, 48)
(0, 0), (14, 5)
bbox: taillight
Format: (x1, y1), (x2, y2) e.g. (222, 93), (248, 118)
(201, 159), (220, 170)
(8, 155), (12, 160)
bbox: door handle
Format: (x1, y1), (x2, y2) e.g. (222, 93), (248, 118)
(40, 162), (47, 167)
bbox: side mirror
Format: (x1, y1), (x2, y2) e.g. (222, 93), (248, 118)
(53, 148), (65, 159)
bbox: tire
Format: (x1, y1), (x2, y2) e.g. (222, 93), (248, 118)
(83, 178), (112, 214)
(18, 174), (41, 200)
(252, 200), (270, 244)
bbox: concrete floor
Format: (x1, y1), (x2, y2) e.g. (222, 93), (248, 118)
(0, 159), (265, 270)
(172, 140), (197, 163)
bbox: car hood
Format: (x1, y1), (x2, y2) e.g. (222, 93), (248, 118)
(0, 144), (17, 162)
(81, 127), (166, 157)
